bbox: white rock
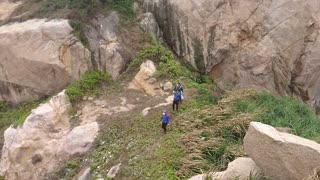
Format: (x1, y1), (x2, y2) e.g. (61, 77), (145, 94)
(0, 19), (91, 104)
(78, 167), (91, 180)
(129, 60), (160, 96)
(163, 81), (173, 92)
(107, 163), (121, 179)
(142, 107), (151, 116)
(0, 91), (99, 179)
(190, 157), (261, 180)
(64, 122), (99, 155)
(244, 122), (320, 180)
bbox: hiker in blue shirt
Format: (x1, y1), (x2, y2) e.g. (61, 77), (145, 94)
(161, 110), (170, 133)
(173, 90), (182, 113)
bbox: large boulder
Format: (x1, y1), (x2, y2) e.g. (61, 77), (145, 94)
(142, 0), (320, 109)
(0, 19), (91, 104)
(86, 12), (129, 80)
(0, 0), (22, 21)
(190, 157), (261, 180)
(244, 122), (320, 180)
(0, 91), (99, 179)
(99, 42), (126, 80)
(129, 60), (162, 96)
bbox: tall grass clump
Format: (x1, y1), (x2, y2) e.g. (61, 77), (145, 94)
(65, 71), (110, 101)
(129, 40), (186, 80)
(234, 92), (320, 140)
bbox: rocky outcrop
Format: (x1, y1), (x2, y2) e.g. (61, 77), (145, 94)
(142, 0), (320, 109)
(0, 91), (99, 179)
(86, 12), (128, 80)
(190, 157), (261, 180)
(0, 0), (22, 21)
(129, 60), (163, 96)
(0, 19), (91, 104)
(140, 12), (161, 39)
(244, 122), (320, 180)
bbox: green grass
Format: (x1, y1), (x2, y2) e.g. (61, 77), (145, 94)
(181, 79), (221, 110)
(0, 100), (45, 129)
(233, 92), (320, 141)
(54, 113), (185, 179)
(128, 40), (187, 80)
(65, 71), (111, 101)
(36, 0), (133, 18)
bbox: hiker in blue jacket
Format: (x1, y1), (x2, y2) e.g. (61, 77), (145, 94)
(173, 90), (182, 113)
(161, 110), (170, 133)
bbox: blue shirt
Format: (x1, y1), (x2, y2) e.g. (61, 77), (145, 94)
(161, 114), (169, 124)
(174, 92), (181, 100)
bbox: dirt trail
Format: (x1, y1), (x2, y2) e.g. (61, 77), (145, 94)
(54, 85), (196, 179)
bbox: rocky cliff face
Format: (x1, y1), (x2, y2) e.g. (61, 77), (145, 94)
(0, 19), (91, 104)
(142, 0), (320, 110)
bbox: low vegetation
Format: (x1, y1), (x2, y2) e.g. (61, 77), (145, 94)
(233, 91), (320, 141)
(65, 71), (111, 101)
(0, 100), (45, 129)
(129, 40), (187, 80)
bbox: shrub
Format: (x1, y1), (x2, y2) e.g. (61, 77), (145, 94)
(129, 40), (186, 80)
(66, 71), (110, 101)
(0, 102), (9, 112)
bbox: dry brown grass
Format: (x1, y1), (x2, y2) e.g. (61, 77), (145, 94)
(174, 89), (258, 177)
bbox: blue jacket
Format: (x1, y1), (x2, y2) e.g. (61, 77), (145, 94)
(161, 114), (169, 124)
(174, 92), (181, 100)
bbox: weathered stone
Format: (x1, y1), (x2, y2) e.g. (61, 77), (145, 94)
(190, 157), (261, 180)
(0, 19), (91, 103)
(148, 78), (157, 84)
(129, 60), (161, 96)
(99, 42), (127, 80)
(107, 163), (121, 179)
(140, 12), (161, 39)
(163, 81), (173, 92)
(0, 91), (99, 179)
(86, 12), (128, 80)
(78, 167), (91, 180)
(0, 0), (22, 21)
(244, 122), (320, 180)
(143, 0), (320, 109)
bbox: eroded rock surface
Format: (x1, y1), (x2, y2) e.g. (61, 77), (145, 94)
(0, 0), (22, 21)
(142, 0), (320, 109)
(0, 91), (99, 179)
(86, 12), (128, 80)
(190, 157), (261, 180)
(129, 60), (163, 96)
(244, 122), (320, 180)
(0, 19), (91, 103)
(140, 12), (161, 39)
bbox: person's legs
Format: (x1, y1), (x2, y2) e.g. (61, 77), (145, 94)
(162, 122), (167, 133)
(176, 101), (179, 112)
(173, 100), (178, 112)
(172, 101), (175, 111)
